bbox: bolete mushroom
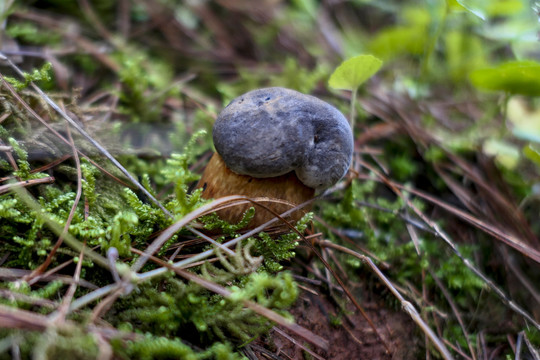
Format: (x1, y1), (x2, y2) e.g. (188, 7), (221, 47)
(198, 87), (353, 229)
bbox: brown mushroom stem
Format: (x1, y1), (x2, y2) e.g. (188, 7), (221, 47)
(197, 153), (315, 229)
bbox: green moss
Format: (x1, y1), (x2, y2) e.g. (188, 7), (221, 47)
(7, 22), (62, 45)
(0, 109), (309, 357)
(321, 178), (486, 348)
(0, 122), (304, 357)
(120, 335), (246, 360)
(253, 213), (313, 272)
(112, 271), (298, 347)
(0, 328), (99, 360)
(113, 47), (178, 123)
(7, 138), (49, 180)
(202, 208), (256, 236)
(4, 62), (53, 91)
(105, 211), (138, 257)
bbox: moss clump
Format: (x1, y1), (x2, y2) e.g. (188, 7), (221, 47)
(111, 271), (298, 347)
(0, 328), (99, 360)
(1, 110), (304, 358)
(4, 62), (53, 91)
(120, 336), (245, 360)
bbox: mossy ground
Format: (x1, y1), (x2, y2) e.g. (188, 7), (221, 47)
(1, 1), (540, 359)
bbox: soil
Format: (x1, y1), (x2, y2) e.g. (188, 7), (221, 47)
(252, 284), (420, 359)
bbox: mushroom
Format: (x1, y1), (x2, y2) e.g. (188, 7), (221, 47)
(198, 87), (353, 229)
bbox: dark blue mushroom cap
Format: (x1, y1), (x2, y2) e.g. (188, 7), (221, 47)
(213, 87), (353, 190)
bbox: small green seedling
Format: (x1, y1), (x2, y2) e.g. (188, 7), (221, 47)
(328, 54), (383, 131)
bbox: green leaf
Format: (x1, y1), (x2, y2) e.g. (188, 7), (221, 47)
(328, 55), (383, 91)
(447, 0), (466, 11)
(469, 60), (540, 96)
(485, 0), (523, 16)
(455, 0), (488, 20)
(523, 144), (540, 167)
(369, 26), (427, 61)
(455, 0), (523, 20)
(445, 30), (487, 82)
